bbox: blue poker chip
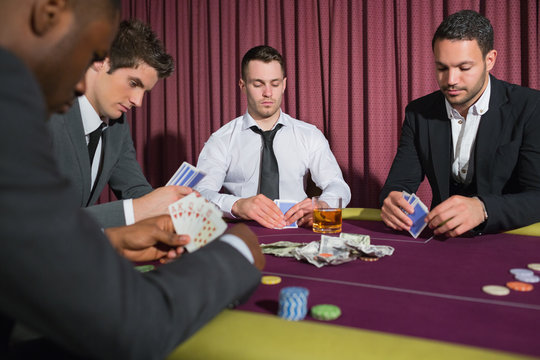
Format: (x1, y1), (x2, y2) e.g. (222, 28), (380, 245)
(515, 274), (540, 283)
(278, 287), (309, 321)
(509, 268), (534, 276)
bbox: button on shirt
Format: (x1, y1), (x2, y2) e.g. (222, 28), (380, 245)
(195, 111), (351, 216)
(445, 77), (491, 184)
(78, 96), (136, 225)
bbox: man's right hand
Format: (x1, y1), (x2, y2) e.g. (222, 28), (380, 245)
(224, 223), (265, 271)
(381, 191), (414, 231)
(133, 186), (193, 222)
(231, 194), (286, 229)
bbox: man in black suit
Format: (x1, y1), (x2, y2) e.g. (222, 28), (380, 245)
(0, 0), (264, 358)
(49, 19), (189, 228)
(380, 10), (540, 237)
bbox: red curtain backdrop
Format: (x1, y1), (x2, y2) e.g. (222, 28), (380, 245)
(105, 0), (539, 208)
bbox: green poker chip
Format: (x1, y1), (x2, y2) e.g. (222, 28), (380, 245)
(134, 265), (155, 273)
(310, 304), (341, 321)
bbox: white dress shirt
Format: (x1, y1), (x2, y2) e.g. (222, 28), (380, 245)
(195, 111), (351, 216)
(445, 77), (491, 184)
(79, 96), (135, 225)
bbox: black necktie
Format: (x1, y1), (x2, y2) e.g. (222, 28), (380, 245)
(250, 124), (283, 200)
(87, 123), (105, 163)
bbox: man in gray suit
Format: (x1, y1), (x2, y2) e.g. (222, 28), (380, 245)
(49, 19), (186, 228)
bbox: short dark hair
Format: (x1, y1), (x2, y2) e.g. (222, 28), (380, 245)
(241, 45), (285, 80)
(432, 10), (494, 57)
(108, 19), (174, 78)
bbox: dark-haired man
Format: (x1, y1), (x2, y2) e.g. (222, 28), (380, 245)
(49, 19), (185, 228)
(0, 1), (264, 358)
(195, 45), (351, 229)
(380, 10), (540, 237)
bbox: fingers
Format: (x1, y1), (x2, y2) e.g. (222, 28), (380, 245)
(426, 196), (485, 237)
(232, 195), (285, 229)
(381, 191), (413, 231)
(284, 198), (313, 227)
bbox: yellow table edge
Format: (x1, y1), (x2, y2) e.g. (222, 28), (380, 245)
(168, 309), (534, 360)
(342, 207), (540, 236)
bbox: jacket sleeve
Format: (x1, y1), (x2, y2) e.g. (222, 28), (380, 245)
(0, 49), (260, 360)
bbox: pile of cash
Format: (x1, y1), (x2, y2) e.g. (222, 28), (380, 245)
(261, 233), (394, 268)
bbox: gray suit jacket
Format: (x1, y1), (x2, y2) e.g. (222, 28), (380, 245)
(1, 46), (260, 360)
(380, 75), (540, 234)
(48, 101), (153, 227)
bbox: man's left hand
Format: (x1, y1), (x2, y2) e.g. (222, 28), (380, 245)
(425, 195), (486, 237)
(105, 215), (189, 262)
(283, 198), (314, 227)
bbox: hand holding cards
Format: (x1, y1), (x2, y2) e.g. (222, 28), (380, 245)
(274, 199), (298, 229)
(168, 193), (227, 252)
(402, 192), (429, 238)
(167, 162), (206, 187)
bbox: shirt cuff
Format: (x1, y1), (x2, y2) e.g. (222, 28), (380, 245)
(221, 196), (242, 219)
(219, 234), (254, 264)
(123, 199), (135, 225)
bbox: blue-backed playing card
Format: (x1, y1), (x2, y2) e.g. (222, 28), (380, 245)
(166, 162), (206, 187)
(274, 199), (298, 229)
(402, 192), (428, 238)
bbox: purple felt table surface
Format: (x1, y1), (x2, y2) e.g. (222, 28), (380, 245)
(237, 220), (540, 357)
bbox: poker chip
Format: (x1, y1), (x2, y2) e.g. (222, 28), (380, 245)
(528, 263), (540, 271)
(278, 287), (309, 321)
(134, 265), (155, 273)
(311, 304), (342, 321)
(482, 285), (510, 296)
(515, 274), (540, 284)
(506, 281), (534, 292)
(509, 268), (534, 276)
(261, 275), (282, 285)
(360, 256), (379, 262)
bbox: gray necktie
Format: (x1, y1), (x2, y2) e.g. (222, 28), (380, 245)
(250, 124), (283, 200)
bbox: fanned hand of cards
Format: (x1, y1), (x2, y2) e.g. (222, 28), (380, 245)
(402, 192), (429, 238)
(274, 199), (298, 229)
(168, 193), (227, 253)
(166, 161), (206, 187)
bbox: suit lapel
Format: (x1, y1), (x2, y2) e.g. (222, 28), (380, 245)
(65, 101), (93, 203)
(427, 95), (451, 201)
(475, 76), (510, 193)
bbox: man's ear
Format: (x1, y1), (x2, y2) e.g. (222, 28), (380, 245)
(31, 0), (69, 36)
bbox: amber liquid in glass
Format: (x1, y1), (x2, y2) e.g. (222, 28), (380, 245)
(312, 208), (342, 233)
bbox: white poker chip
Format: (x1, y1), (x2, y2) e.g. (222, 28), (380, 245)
(482, 285), (510, 296)
(528, 263), (540, 272)
(509, 268), (534, 276)
(515, 274), (540, 284)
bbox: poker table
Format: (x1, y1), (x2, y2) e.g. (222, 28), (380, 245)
(168, 209), (540, 360)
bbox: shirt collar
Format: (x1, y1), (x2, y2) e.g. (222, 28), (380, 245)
(241, 110), (286, 131)
(79, 95), (105, 136)
(445, 76), (491, 119)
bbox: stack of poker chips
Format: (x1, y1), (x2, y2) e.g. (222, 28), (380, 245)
(278, 287), (309, 321)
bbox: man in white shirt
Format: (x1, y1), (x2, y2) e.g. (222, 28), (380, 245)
(195, 45), (351, 229)
(48, 19), (189, 228)
(380, 10), (540, 236)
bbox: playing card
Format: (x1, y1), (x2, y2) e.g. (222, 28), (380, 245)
(166, 162), (206, 187)
(407, 197), (429, 238)
(168, 193), (226, 252)
(274, 199), (298, 229)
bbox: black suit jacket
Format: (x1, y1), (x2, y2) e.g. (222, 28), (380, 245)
(48, 102), (153, 227)
(380, 75), (540, 233)
(0, 47), (260, 359)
